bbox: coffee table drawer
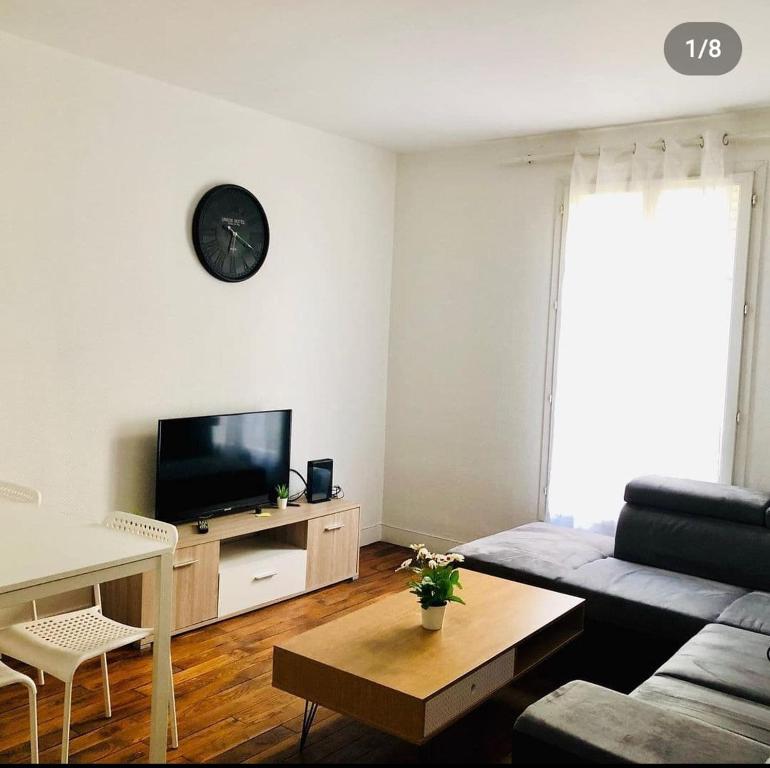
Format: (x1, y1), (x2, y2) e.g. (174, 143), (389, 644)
(423, 646), (517, 738)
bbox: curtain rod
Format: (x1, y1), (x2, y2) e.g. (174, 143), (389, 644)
(503, 136), (703, 167)
(722, 131), (770, 145)
(504, 130), (770, 167)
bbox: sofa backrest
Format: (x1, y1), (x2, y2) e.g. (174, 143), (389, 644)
(614, 475), (770, 591)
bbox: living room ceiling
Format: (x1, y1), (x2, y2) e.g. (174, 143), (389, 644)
(1, 0), (769, 152)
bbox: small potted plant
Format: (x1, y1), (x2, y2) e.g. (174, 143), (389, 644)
(275, 484), (290, 510)
(397, 545), (465, 630)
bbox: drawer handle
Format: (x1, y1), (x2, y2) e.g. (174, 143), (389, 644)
(253, 571), (278, 581)
(173, 559), (199, 569)
(324, 523), (345, 532)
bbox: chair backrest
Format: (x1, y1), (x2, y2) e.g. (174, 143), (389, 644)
(103, 511), (179, 552)
(93, 513), (178, 610)
(0, 481), (41, 505)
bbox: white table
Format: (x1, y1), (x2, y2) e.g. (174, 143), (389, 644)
(0, 504), (174, 763)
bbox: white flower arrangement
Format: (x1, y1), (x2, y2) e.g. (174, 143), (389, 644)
(396, 544), (465, 609)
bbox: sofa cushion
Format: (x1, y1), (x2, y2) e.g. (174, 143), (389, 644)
(561, 558), (747, 640)
(655, 624), (770, 707)
(718, 592), (770, 637)
(633, 674), (770, 747)
(514, 679), (770, 764)
(625, 475), (770, 527)
(614, 504), (770, 591)
(450, 522), (613, 589)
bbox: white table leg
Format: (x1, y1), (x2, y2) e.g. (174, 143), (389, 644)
(149, 551), (173, 763)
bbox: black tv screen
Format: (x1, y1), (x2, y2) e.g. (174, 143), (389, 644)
(155, 409), (291, 523)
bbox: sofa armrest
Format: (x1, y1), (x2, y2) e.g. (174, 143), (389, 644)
(514, 680), (770, 764)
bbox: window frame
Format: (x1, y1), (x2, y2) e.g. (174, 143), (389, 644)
(537, 171), (758, 521)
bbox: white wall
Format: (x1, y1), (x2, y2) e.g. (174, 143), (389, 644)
(0, 31), (396, 542)
(384, 110), (770, 549)
(6, 29), (770, 554)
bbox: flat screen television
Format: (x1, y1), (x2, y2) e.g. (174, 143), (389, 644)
(155, 409), (291, 524)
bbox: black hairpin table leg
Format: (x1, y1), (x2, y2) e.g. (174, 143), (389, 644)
(300, 701), (318, 751)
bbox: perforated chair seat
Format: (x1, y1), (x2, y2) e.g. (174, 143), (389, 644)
(0, 607), (150, 682)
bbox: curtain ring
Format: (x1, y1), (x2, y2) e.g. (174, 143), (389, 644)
(722, 132), (730, 146)
(660, 139), (666, 152)
(698, 135), (705, 149)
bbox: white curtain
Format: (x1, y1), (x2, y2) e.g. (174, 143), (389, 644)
(547, 131), (743, 533)
(569, 130), (726, 203)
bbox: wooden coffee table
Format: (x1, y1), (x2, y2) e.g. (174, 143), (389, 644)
(272, 569), (584, 747)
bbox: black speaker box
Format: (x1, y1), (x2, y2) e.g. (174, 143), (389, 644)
(307, 459), (333, 503)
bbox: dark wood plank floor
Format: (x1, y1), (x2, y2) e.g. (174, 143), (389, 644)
(0, 543), (555, 764)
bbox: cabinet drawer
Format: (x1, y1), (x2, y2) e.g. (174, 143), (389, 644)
(173, 541), (219, 631)
(423, 646), (517, 738)
(218, 540), (307, 617)
(306, 507), (360, 591)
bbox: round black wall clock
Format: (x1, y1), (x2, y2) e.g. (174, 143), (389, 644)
(192, 184), (270, 282)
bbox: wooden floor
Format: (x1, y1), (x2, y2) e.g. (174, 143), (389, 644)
(0, 543), (551, 764)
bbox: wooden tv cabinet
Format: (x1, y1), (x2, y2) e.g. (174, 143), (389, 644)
(102, 499), (361, 644)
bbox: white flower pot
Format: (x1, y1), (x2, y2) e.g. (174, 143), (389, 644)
(421, 604), (447, 631)
(276, 498), (288, 510)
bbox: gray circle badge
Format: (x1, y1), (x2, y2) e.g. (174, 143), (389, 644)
(665, 22), (741, 75)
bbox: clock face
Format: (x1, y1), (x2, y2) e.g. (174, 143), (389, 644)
(192, 184), (269, 282)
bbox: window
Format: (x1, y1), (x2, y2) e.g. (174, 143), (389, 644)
(544, 174), (753, 533)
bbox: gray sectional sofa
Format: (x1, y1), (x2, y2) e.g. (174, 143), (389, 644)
(451, 475), (770, 763)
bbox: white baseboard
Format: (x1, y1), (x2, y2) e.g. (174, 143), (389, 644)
(359, 523), (382, 547)
(379, 524), (462, 553)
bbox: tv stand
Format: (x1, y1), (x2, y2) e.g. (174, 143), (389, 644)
(102, 498), (361, 644)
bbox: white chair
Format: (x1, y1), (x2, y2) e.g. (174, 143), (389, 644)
(0, 662), (40, 763)
(0, 482), (41, 505)
(0, 482), (42, 764)
(0, 482), (45, 684)
(0, 511), (179, 764)
(0, 663), (38, 763)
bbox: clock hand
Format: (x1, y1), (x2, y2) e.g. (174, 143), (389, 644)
(227, 231), (236, 254)
(234, 231), (253, 250)
(226, 225), (254, 251)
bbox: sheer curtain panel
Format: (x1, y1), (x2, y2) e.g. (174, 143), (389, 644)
(546, 132), (751, 532)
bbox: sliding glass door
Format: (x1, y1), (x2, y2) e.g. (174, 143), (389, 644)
(545, 174), (753, 533)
